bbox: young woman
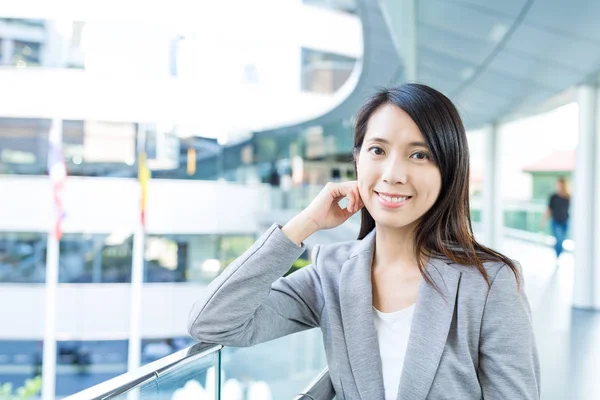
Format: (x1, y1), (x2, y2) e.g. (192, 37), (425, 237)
(188, 84), (540, 400)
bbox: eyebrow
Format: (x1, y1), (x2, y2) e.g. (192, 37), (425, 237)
(365, 137), (428, 147)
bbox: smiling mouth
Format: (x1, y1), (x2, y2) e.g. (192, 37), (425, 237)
(375, 191), (412, 203)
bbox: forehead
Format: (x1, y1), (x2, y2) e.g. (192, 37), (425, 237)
(364, 104), (424, 142)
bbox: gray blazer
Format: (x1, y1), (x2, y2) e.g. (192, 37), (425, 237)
(188, 223), (540, 399)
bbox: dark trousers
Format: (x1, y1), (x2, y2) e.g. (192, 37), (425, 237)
(551, 220), (568, 258)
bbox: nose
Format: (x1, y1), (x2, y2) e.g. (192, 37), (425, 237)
(382, 156), (408, 184)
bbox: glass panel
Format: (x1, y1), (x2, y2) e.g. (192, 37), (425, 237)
(466, 129), (485, 231)
(55, 340), (128, 397)
(145, 234), (255, 283)
(0, 340), (43, 392)
(59, 233), (133, 283)
(63, 120), (137, 177)
(221, 329), (327, 399)
(141, 337), (195, 366)
(0, 118), (50, 175)
(12, 40), (41, 67)
(0, 232), (46, 283)
(108, 378), (158, 400)
(155, 351), (219, 399)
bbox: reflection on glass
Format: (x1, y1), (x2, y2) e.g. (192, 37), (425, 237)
(0, 19), (45, 68)
(155, 350), (219, 399)
(141, 337), (195, 365)
(63, 120), (137, 178)
(12, 40), (41, 66)
(55, 340), (128, 397)
(110, 379), (158, 400)
(145, 234), (255, 284)
(221, 330), (327, 399)
(59, 233), (133, 283)
(0, 340), (43, 392)
(0, 118), (50, 175)
(0, 232), (46, 283)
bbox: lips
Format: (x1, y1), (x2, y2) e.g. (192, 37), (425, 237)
(375, 191), (412, 208)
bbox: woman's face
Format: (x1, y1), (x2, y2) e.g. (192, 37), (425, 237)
(356, 104), (442, 232)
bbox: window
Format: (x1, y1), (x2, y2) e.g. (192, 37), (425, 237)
(59, 233), (133, 283)
(145, 234), (255, 283)
(0, 118), (50, 175)
(12, 40), (41, 66)
(0, 232), (47, 283)
(301, 48), (356, 94)
(55, 340), (127, 396)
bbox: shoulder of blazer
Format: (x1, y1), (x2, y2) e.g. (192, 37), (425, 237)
(312, 239), (360, 264)
(445, 259), (522, 290)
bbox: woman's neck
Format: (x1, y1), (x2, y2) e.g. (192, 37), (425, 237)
(373, 224), (420, 273)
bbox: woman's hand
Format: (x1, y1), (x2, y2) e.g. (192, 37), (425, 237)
(282, 181), (364, 245)
(304, 181), (364, 230)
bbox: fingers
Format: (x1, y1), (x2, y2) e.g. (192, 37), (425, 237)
(353, 186), (364, 212)
(343, 184), (363, 214)
(350, 185), (364, 213)
(324, 181), (364, 215)
(328, 180), (358, 199)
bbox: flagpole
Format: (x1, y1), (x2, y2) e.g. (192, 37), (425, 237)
(42, 118), (64, 400)
(127, 125), (148, 399)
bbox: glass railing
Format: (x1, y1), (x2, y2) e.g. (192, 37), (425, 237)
(63, 329), (334, 400)
(470, 197), (574, 249)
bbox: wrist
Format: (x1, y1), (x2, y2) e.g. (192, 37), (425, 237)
(282, 212), (319, 245)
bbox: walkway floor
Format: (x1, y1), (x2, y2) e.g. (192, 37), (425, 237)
(496, 237), (600, 400)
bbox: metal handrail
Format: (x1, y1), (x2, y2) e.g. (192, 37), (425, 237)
(62, 342), (222, 400)
(293, 368), (336, 400)
(63, 341), (336, 400)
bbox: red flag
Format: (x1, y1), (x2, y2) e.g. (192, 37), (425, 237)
(48, 120), (67, 240)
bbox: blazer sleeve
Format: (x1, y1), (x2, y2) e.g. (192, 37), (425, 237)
(187, 223), (325, 347)
(478, 262), (541, 400)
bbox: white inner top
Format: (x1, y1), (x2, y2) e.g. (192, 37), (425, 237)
(372, 304), (416, 400)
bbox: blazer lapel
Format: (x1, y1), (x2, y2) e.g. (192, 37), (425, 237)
(398, 259), (462, 400)
(339, 230), (385, 400)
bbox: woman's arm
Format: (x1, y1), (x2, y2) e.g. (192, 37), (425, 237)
(478, 262), (541, 399)
(187, 222), (324, 347)
(187, 181), (364, 347)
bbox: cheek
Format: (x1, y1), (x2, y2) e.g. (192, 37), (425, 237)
(419, 170), (442, 199)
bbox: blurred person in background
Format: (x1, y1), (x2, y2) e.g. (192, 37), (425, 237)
(188, 84), (540, 400)
(541, 177), (570, 263)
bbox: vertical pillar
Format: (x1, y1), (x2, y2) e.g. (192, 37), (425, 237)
(595, 85), (600, 310)
(42, 234), (59, 400)
(482, 123), (503, 249)
(573, 85), (600, 310)
(42, 118), (63, 400)
(127, 126), (146, 400)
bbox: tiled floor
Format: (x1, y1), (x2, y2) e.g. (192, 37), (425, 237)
(496, 237), (600, 400)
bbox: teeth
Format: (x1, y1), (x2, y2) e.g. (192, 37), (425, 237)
(380, 194), (408, 203)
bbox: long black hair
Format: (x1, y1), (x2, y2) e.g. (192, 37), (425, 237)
(353, 83), (518, 289)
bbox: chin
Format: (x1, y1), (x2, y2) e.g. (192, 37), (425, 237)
(371, 215), (418, 230)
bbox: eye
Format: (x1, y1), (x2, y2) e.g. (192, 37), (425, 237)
(410, 151), (431, 161)
(367, 146), (385, 156)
